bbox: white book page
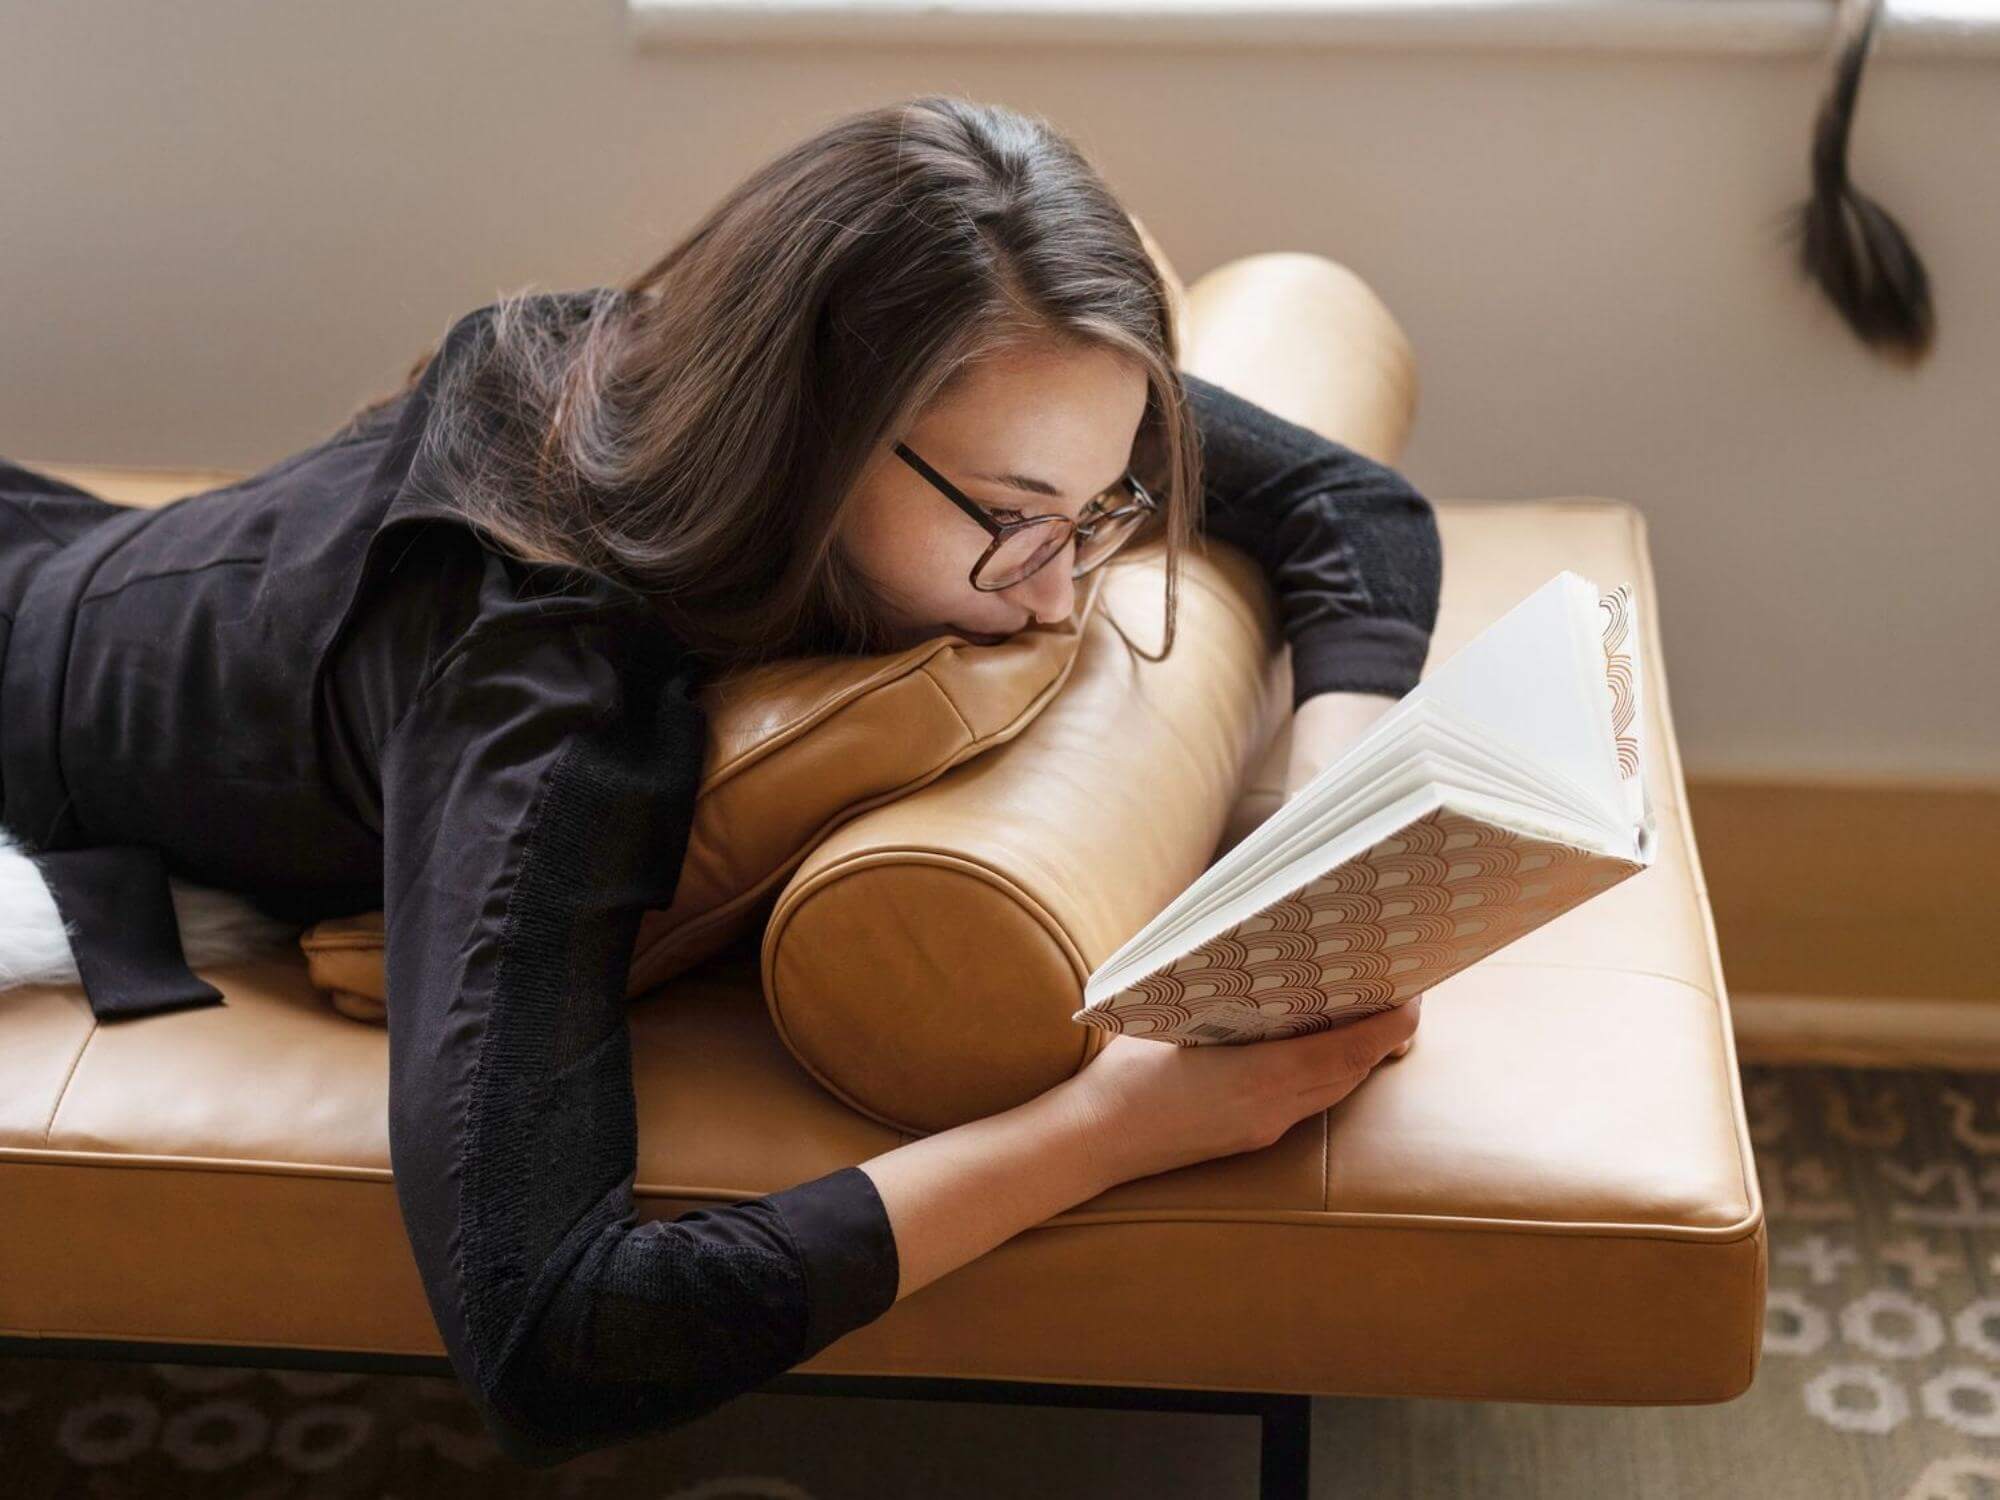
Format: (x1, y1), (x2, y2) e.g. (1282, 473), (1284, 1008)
(1284, 696), (1610, 841)
(1401, 571), (1626, 830)
(1135, 711), (1604, 952)
(1085, 701), (1452, 981)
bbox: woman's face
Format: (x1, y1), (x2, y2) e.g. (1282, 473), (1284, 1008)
(837, 338), (1151, 651)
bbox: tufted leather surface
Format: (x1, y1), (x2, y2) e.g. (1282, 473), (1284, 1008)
(0, 488), (1765, 1404)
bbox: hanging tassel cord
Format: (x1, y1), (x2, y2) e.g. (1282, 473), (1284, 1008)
(1786, 0), (1938, 362)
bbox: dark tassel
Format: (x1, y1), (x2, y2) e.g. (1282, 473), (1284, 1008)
(1784, 0), (1936, 363)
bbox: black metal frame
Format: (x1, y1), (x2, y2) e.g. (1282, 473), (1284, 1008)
(0, 1334), (1313, 1498)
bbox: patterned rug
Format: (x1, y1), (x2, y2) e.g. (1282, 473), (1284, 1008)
(6, 1062), (1999, 1498)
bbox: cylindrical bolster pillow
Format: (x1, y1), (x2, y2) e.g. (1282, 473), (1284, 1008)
(762, 537), (1286, 1135)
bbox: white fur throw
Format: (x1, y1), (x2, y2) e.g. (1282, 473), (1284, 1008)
(0, 822), (302, 993)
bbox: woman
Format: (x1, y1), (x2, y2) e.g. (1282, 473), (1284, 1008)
(0, 94), (1435, 1464)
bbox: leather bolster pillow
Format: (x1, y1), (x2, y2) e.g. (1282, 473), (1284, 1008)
(762, 536), (1287, 1136)
(299, 561), (1118, 1020)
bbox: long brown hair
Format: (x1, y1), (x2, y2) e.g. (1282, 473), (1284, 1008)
(345, 94), (1204, 676)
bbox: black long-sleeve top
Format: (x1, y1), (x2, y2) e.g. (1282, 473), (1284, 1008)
(0, 289), (1441, 1466)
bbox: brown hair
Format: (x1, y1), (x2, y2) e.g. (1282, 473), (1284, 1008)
(345, 93), (1204, 676)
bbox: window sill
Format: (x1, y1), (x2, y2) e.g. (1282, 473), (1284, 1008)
(627, 0), (2000, 55)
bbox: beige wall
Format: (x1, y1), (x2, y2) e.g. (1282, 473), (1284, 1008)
(2, 5), (1993, 780)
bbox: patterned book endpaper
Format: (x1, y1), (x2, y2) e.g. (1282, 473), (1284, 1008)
(1075, 584), (1649, 1046)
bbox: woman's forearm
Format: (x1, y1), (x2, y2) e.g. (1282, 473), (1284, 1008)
(1284, 689), (1400, 799)
(855, 693), (1409, 1306)
(856, 1079), (1116, 1303)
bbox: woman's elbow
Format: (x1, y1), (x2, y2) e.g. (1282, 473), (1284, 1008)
(466, 1340), (764, 1468)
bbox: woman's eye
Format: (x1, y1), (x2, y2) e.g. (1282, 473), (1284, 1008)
(987, 506), (1028, 522)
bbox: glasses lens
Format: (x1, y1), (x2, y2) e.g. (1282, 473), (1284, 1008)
(971, 485), (1150, 590)
(976, 517), (1072, 589)
(1073, 504), (1147, 575)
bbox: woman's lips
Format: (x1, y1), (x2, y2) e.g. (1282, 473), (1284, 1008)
(949, 621), (1023, 645)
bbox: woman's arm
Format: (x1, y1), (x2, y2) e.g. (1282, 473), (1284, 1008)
(1284, 689), (1401, 801)
(376, 606), (1134, 1468)
(855, 1086), (1117, 1304)
(1181, 371), (1443, 711)
(378, 617), (890, 1467)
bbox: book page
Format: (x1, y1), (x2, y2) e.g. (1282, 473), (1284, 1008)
(1086, 699), (1585, 982)
(1111, 710), (1608, 972)
(1402, 571), (1627, 829)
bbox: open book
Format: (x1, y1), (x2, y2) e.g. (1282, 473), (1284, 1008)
(1072, 570), (1659, 1046)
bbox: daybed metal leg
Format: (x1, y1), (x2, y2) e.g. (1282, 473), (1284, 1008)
(1260, 1393), (1313, 1500)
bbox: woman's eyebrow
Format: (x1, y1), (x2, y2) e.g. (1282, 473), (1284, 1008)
(967, 465), (1127, 506)
(969, 468), (1065, 499)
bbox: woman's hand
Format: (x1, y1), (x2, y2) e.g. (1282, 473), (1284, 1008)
(1283, 689), (1401, 801)
(1055, 997), (1423, 1188)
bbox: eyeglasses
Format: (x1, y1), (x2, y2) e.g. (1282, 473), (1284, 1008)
(893, 441), (1159, 592)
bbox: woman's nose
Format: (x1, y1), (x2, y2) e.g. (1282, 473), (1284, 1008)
(1009, 553), (1076, 627)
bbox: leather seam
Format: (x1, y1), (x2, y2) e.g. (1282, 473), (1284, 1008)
(0, 1153), (1766, 1243)
(1472, 958), (1718, 995)
(1621, 498), (1761, 1234)
(1321, 1105), (1331, 1214)
(918, 662), (977, 743)
(39, 1019), (99, 1146)
(700, 564), (1111, 790)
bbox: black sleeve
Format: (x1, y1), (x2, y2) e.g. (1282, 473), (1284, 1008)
(378, 613), (901, 1467)
(1181, 371), (1444, 707)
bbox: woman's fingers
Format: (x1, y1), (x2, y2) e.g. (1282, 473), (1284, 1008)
(1385, 991), (1425, 1058)
(1276, 992), (1420, 1073)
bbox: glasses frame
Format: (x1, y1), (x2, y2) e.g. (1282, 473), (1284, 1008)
(893, 441), (1159, 593)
